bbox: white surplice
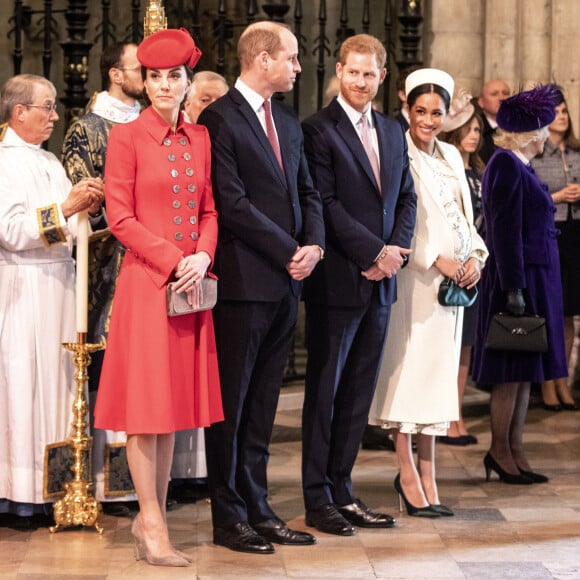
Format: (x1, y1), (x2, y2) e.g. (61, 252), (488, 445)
(0, 127), (77, 507)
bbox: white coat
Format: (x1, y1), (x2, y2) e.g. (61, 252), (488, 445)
(369, 134), (487, 433)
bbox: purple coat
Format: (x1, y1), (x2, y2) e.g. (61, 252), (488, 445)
(471, 149), (567, 383)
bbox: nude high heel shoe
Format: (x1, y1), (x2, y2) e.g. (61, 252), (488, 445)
(174, 549), (193, 563)
(131, 517), (190, 567)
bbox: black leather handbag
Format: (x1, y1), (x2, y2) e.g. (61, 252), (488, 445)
(437, 278), (478, 308)
(485, 312), (548, 352)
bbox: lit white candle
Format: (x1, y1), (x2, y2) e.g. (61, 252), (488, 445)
(75, 210), (89, 334)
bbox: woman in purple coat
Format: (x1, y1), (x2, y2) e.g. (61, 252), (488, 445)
(471, 85), (567, 484)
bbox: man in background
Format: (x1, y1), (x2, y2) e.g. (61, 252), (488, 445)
(477, 78), (511, 163)
(1, 74), (103, 525)
(169, 69), (229, 504)
(184, 70), (228, 123)
(391, 65), (421, 132)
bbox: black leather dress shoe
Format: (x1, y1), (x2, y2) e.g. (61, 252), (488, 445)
(338, 498), (396, 528)
(305, 504), (355, 536)
(253, 517), (317, 545)
(213, 522), (275, 554)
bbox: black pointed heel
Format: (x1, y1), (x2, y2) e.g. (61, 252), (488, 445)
(518, 468), (549, 483)
(429, 503), (454, 517)
(483, 453), (534, 485)
(394, 474), (440, 518)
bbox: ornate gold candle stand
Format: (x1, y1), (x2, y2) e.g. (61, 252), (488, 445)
(50, 333), (104, 534)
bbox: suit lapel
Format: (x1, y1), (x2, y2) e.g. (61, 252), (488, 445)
(333, 101), (381, 196)
(234, 90), (286, 187)
(271, 101), (290, 185)
(406, 133), (447, 219)
(444, 143), (474, 223)
(374, 111), (393, 198)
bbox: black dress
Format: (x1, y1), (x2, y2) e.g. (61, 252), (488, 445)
(461, 167), (484, 346)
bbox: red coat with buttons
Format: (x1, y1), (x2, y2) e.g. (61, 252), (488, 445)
(95, 107), (223, 434)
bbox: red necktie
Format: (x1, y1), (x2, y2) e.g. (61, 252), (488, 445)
(359, 114), (381, 191)
(263, 100), (284, 172)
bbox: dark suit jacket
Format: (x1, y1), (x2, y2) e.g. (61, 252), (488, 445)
(479, 113), (497, 164)
(198, 88), (324, 301)
(301, 98), (417, 307)
(394, 111), (409, 132)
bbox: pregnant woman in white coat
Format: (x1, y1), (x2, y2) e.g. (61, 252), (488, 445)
(369, 69), (487, 517)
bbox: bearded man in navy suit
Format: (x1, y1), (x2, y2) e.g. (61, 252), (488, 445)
(301, 34), (417, 536)
(198, 21), (324, 554)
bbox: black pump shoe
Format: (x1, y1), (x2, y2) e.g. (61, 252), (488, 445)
(393, 474), (440, 518)
(518, 468), (549, 483)
(483, 453), (534, 485)
(428, 503), (454, 517)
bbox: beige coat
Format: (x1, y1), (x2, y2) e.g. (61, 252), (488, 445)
(369, 134), (487, 431)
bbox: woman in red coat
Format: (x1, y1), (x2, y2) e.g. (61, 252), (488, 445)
(94, 29), (223, 566)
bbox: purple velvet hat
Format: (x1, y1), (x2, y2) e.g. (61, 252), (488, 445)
(496, 84), (560, 132)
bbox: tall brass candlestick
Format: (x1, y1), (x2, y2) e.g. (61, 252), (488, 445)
(50, 336), (104, 534)
(50, 213), (104, 533)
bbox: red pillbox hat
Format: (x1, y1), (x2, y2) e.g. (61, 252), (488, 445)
(137, 28), (202, 69)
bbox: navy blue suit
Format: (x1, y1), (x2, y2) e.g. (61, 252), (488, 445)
(198, 88), (324, 528)
(301, 98), (416, 510)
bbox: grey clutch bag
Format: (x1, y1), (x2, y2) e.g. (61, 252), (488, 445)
(166, 277), (218, 316)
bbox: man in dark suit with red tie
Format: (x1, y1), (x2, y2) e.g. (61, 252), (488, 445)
(300, 34), (417, 536)
(198, 21), (325, 554)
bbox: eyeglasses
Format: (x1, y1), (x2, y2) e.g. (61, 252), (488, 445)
(24, 103), (58, 114)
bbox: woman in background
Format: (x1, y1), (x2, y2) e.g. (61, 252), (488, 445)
(471, 85), (567, 485)
(439, 91), (486, 446)
(370, 69), (487, 517)
(531, 86), (580, 412)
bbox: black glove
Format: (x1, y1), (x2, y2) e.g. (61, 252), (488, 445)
(506, 289), (525, 316)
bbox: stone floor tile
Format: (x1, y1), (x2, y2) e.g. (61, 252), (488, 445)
(459, 561), (552, 579)
(2, 387), (580, 579)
